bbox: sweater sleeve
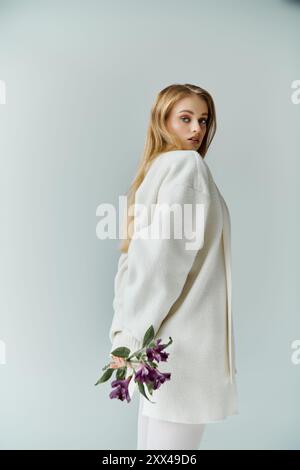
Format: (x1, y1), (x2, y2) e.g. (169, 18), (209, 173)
(109, 166), (210, 355)
(109, 164), (210, 398)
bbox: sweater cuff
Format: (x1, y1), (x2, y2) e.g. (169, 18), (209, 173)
(110, 329), (143, 356)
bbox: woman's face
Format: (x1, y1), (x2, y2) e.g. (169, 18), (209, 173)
(165, 95), (209, 151)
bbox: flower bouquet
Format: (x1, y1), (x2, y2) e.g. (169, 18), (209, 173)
(95, 325), (172, 403)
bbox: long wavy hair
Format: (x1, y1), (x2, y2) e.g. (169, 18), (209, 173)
(119, 83), (217, 253)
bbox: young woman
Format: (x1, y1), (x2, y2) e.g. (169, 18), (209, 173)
(109, 83), (239, 450)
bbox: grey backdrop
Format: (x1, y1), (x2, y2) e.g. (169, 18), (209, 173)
(0, 0), (299, 450)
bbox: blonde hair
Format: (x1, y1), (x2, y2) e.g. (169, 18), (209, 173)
(119, 83), (217, 253)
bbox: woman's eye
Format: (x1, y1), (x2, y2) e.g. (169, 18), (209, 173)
(180, 117), (208, 125)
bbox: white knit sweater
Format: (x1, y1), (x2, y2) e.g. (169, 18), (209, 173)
(109, 149), (239, 424)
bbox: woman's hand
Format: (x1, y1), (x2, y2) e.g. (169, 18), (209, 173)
(109, 354), (127, 369)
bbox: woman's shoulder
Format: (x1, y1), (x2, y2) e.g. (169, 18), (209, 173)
(151, 149), (198, 169)
(146, 150), (209, 192)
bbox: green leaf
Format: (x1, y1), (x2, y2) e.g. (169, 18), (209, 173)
(134, 351), (143, 360)
(116, 366), (127, 380)
(137, 381), (156, 404)
(110, 346), (130, 358)
(145, 382), (154, 395)
(94, 367), (114, 385)
(142, 325), (155, 348)
(145, 358), (158, 370)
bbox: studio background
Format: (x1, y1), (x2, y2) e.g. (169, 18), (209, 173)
(0, 0), (299, 450)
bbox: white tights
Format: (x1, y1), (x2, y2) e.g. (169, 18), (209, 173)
(137, 396), (206, 450)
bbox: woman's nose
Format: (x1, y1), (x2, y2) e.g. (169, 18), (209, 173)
(192, 124), (202, 134)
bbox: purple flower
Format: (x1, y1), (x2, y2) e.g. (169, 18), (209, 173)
(135, 363), (171, 391)
(146, 366), (171, 390)
(134, 363), (154, 385)
(146, 338), (169, 363)
(109, 375), (133, 403)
